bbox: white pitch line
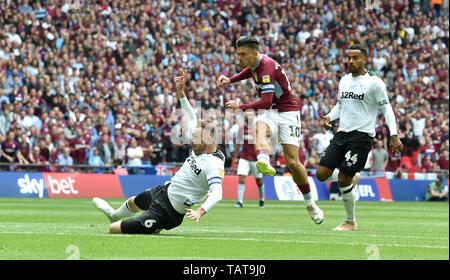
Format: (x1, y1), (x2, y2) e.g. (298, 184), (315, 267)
(0, 223), (448, 241)
(0, 230), (447, 250)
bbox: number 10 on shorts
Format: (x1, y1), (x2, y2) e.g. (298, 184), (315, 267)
(289, 126), (300, 137)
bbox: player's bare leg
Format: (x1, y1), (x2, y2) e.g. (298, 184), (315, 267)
(283, 144), (323, 224)
(316, 167), (361, 188)
(254, 121), (276, 176)
(109, 221), (123, 234)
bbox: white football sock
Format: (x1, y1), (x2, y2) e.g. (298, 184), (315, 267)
(256, 153), (270, 163)
(340, 184), (356, 222)
(237, 183), (245, 203)
(111, 199), (137, 220)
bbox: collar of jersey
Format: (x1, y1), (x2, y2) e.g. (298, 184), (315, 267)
(251, 54), (263, 71)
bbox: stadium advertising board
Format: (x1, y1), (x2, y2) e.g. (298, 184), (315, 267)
(43, 173), (123, 198)
(0, 172), (443, 201)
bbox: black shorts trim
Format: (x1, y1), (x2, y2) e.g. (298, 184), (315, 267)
(120, 184), (184, 234)
(319, 130), (373, 177)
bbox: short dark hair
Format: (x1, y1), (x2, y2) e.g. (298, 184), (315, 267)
(349, 44), (368, 58)
(236, 36), (259, 50)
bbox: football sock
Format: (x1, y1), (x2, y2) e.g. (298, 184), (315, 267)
(258, 184), (265, 201)
(111, 199), (137, 220)
(340, 184), (356, 221)
(298, 183), (313, 207)
(256, 149), (271, 162)
(324, 169), (339, 183)
(237, 183), (245, 203)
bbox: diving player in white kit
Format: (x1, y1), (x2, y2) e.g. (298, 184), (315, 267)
(92, 69), (225, 234)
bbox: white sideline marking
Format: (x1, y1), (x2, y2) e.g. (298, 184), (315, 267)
(0, 230), (447, 249)
(0, 223), (447, 241)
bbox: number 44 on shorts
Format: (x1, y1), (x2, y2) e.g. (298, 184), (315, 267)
(345, 151), (358, 167)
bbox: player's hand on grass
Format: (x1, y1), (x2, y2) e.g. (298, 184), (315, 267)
(321, 116), (332, 130)
(225, 100), (239, 110)
(216, 75), (230, 87)
(389, 135), (404, 155)
(185, 207), (205, 223)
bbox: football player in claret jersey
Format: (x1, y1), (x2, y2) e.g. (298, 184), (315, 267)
(232, 110), (265, 208)
(217, 36), (323, 224)
(93, 69), (225, 234)
(316, 44), (403, 231)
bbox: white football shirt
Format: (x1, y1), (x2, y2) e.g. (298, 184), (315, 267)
(330, 71), (389, 137)
(168, 150), (225, 214)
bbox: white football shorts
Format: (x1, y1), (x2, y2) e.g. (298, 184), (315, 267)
(254, 110), (301, 147)
(237, 158), (263, 178)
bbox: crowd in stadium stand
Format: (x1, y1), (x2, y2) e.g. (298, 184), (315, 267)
(0, 0), (448, 175)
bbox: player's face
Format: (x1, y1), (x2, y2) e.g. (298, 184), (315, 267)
(191, 127), (206, 155)
(347, 50), (366, 74)
(236, 46), (258, 68)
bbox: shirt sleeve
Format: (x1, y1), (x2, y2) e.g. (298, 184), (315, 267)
(239, 70), (275, 111)
(200, 157), (225, 212)
(373, 78), (398, 136)
(372, 77), (389, 106)
(179, 97), (197, 139)
(229, 67), (252, 83)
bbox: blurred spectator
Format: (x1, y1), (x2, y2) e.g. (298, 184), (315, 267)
(126, 137), (144, 175)
(88, 148), (105, 174)
(16, 130), (31, 165)
(29, 146), (50, 172)
(150, 132), (163, 166)
(96, 133), (115, 166)
(137, 130), (153, 165)
(57, 146), (73, 172)
(371, 140), (389, 175)
(438, 149), (449, 170)
(0, 130), (18, 170)
(69, 127), (89, 165)
(425, 175), (448, 201)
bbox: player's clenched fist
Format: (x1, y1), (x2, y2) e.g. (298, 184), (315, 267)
(225, 100), (239, 110)
(216, 75), (230, 87)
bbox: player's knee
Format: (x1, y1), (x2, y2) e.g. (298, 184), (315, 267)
(316, 166), (332, 182)
(109, 221), (122, 234)
(127, 196), (144, 212)
(238, 175), (246, 184)
(285, 156), (300, 170)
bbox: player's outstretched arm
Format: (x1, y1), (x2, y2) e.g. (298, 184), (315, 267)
(174, 69), (197, 136)
(185, 183), (223, 223)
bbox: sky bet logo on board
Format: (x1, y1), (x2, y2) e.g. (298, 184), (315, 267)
(17, 174), (46, 198)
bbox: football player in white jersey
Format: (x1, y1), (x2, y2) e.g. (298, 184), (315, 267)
(92, 69), (225, 234)
(316, 44), (403, 231)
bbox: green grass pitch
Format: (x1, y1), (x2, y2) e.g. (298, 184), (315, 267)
(0, 198), (448, 260)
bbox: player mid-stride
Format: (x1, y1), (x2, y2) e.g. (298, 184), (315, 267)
(93, 69), (225, 234)
(316, 44), (403, 231)
(217, 36), (323, 224)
